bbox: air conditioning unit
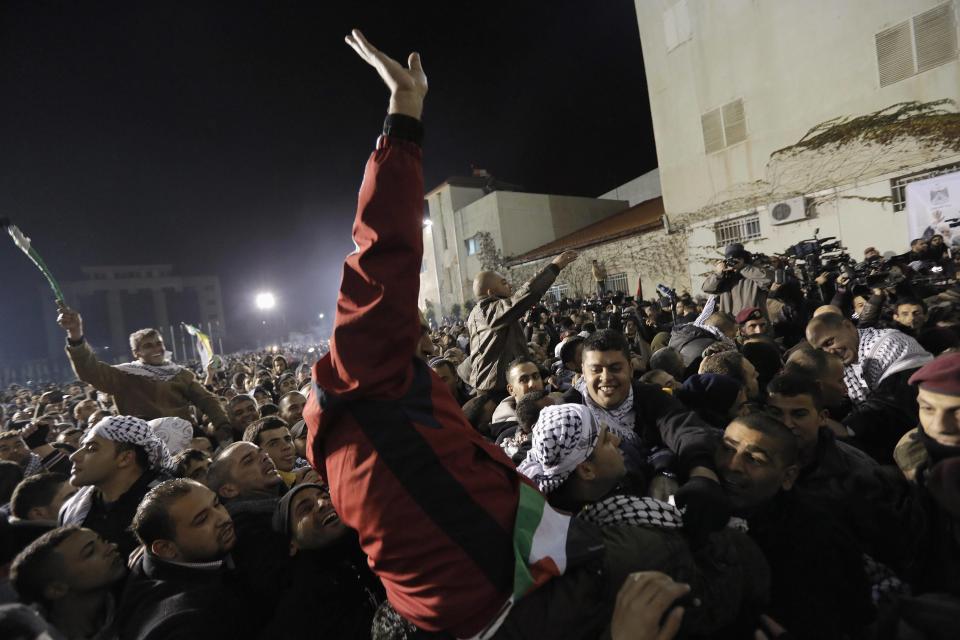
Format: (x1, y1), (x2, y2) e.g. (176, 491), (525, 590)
(768, 197), (807, 226)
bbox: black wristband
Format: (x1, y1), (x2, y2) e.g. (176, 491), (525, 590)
(67, 336), (85, 347)
(383, 114), (424, 146)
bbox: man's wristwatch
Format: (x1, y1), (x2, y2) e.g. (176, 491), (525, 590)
(67, 336), (85, 347)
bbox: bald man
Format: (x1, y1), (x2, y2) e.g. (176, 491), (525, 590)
(467, 251), (578, 394)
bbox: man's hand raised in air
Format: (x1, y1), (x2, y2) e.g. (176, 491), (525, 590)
(57, 305), (84, 342)
(551, 250), (579, 270)
(345, 29), (427, 120)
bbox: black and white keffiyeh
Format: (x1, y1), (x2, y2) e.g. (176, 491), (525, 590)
(114, 360), (185, 382)
(148, 417), (194, 456)
(517, 404), (600, 494)
(578, 494), (683, 529)
(844, 328), (933, 404)
(83, 415), (173, 472)
(574, 378), (638, 444)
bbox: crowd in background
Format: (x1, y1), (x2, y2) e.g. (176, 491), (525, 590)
(2, 30), (960, 640)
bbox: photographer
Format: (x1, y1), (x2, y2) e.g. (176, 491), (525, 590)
(702, 243), (773, 318)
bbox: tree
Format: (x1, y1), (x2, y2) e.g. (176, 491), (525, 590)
(423, 299), (437, 325)
(450, 303), (462, 320)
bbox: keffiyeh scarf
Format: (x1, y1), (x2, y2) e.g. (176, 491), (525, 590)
(84, 415), (173, 472)
(579, 494), (683, 529)
(844, 328), (933, 404)
(114, 360), (184, 382)
(574, 377), (638, 443)
(517, 404), (600, 494)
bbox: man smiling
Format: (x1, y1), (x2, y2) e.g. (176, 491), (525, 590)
(56, 308), (230, 434)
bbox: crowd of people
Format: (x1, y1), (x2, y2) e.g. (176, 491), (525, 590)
(2, 31), (960, 640)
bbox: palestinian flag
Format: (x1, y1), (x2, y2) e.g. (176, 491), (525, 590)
(511, 483), (573, 597)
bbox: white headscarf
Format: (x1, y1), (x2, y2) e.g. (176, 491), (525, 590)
(517, 404), (600, 494)
(148, 417), (194, 456)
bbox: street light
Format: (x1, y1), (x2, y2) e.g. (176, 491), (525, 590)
(255, 292), (276, 310)
(318, 313), (325, 320)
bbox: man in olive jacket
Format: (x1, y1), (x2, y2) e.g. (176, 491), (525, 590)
(466, 250), (578, 394)
(57, 306), (231, 438)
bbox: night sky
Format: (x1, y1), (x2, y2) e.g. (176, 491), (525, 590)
(0, 1), (654, 363)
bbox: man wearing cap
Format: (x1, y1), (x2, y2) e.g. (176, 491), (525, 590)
(735, 306), (768, 340)
(59, 415), (171, 558)
(261, 483), (384, 639)
(702, 243), (773, 318)
(893, 353), (960, 482)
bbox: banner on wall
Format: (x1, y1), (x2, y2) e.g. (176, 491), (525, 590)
(905, 171), (960, 250)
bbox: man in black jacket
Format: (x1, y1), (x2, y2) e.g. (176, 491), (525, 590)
(119, 479), (249, 640)
(716, 413), (874, 639)
(260, 483), (385, 639)
(562, 330), (727, 534)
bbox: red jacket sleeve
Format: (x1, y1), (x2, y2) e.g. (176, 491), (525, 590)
(314, 135), (424, 400)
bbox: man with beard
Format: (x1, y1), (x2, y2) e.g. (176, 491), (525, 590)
(56, 310), (230, 437)
(120, 479), (248, 639)
(59, 416), (171, 558)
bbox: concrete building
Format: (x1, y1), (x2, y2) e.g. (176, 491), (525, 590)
(420, 176), (627, 315)
(634, 0), (960, 290)
(42, 265), (225, 363)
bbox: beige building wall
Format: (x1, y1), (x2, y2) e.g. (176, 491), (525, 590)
(635, 0), (960, 292)
(421, 183), (627, 314)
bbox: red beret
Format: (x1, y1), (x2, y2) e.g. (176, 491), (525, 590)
(735, 307), (763, 324)
(909, 353), (960, 395)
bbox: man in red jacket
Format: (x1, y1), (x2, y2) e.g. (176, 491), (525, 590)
(303, 31), (569, 638)
(303, 31), (723, 638)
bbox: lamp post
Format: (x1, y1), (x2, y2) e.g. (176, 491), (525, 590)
(255, 292), (277, 348)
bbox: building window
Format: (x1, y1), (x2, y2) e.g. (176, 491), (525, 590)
(714, 213), (761, 247)
(701, 99), (747, 153)
(605, 272), (629, 294)
(876, 2), (957, 87)
(547, 283), (570, 302)
(466, 236), (480, 256)
(891, 161), (960, 211)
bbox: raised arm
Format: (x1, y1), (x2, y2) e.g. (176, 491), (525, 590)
(488, 251), (578, 329)
(57, 306), (125, 394)
(316, 31), (429, 400)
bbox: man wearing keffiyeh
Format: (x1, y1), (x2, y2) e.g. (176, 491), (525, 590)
(806, 312), (933, 463)
(59, 415), (171, 558)
(518, 404), (769, 633)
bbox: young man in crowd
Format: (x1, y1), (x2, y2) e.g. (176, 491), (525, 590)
(9, 472), (76, 523)
(491, 357), (547, 424)
(0, 425), (71, 477)
(260, 483), (385, 638)
(562, 329), (729, 534)
(120, 479), (248, 639)
(171, 448), (212, 484)
(891, 297), (928, 337)
(224, 394), (259, 442)
(58, 416), (169, 560)
(735, 306), (768, 339)
(242, 416), (315, 488)
(55, 310), (231, 437)
(698, 350), (761, 402)
(10, 526), (127, 639)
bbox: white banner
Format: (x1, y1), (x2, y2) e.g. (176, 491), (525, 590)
(905, 171), (960, 250)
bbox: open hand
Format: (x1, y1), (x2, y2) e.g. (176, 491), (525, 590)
(345, 29), (427, 120)
(552, 250), (579, 269)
